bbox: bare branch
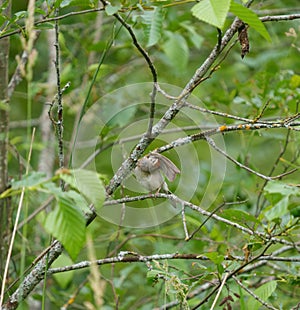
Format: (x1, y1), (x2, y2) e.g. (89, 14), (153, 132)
(233, 276), (277, 310)
(210, 272), (230, 310)
(261, 14), (300, 22)
(101, 0), (158, 137)
(0, 8), (105, 40)
(46, 251), (300, 275)
(106, 15), (253, 195)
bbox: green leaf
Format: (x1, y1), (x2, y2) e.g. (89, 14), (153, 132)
(162, 32), (189, 71)
(66, 189), (92, 214)
(11, 172), (47, 189)
(71, 169), (106, 212)
(35, 8), (47, 16)
(290, 205), (300, 218)
(180, 21), (204, 49)
(221, 209), (260, 225)
(105, 4), (121, 16)
(230, 2), (271, 41)
(13, 11), (28, 19)
(35, 22), (55, 30)
(57, 169), (105, 212)
(60, 0), (72, 7)
(263, 196), (289, 221)
(244, 242), (263, 252)
(52, 253), (74, 289)
(191, 0), (231, 29)
(247, 281), (277, 310)
(262, 181), (297, 221)
(290, 74), (300, 89)
(142, 6), (164, 47)
(204, 252), (224, 264)
(264, 181), (299, 197)
(44, 195), (86, 260)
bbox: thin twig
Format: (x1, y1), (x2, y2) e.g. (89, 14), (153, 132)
(206, 137), (273, 181)
(54, 9), (64, 190)
(104, 193), (300, 249)
(192, 242), (273, 309)
(210, 272), (229, 310)
(232, 276), (278, 310)
(17, 196), (54, 230)
(255, 129), (292, 216)
(181, 205), (189, 240)
(206, 136), (298, 181)
(0, 8), (105, 40)
(4, 239), (59, 294)
(155, 83), (178, 100)
(104, 2), (158, 137)
(106, 11), (249, 195)
(184, 102), (254, 123)
(156, 118), (300, 154)
(186, 201), (245, 241)
(1, 8), (298, 41)
(252, 99), (271, 122)
(46, 251), (300, 275)
(5, 5), (300, 309)
(0, 128), (35, 307)
(260, 14), (300, 22)
(157, 246), (299, 310)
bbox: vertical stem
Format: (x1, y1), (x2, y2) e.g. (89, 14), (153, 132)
(38, 27), (56, 177)
(0, 0), (10, 291)
(54, 8), (65, 190)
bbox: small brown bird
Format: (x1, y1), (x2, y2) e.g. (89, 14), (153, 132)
(134, 152), (180, 196)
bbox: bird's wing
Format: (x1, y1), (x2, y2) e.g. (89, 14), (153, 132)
(151, 153), (180, 182)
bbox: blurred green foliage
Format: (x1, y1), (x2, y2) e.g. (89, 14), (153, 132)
(2, 0), (300, 309)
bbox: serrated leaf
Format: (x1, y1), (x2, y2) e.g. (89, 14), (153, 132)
(162, 32), (189, 71)
(66, 189), (91, 214)
(191, 0), (231, 29)
(247, 281), (277, 310)
(142, 6), (164, 47)
(230, 2), (271, 41)
(44, 196), (86, 260)
(57, 169), (105, 212)
(43, 181), (91, 214)
(71, 169), (106, 212)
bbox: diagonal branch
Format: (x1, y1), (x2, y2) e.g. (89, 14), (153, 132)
(106, 15), (249, 195)
(232, 275), (277, 310)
